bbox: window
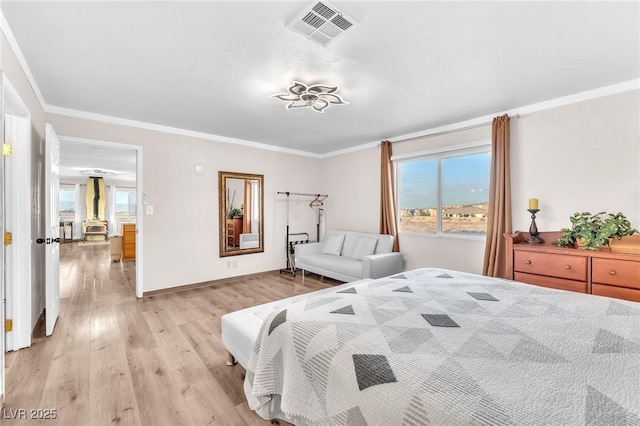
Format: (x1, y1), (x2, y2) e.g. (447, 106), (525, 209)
(59, 184), (77, 221)
(115, 188), (136, 220)
(396, 143), (490, 236)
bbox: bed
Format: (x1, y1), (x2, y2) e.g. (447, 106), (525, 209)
(221, 268), (640, 425)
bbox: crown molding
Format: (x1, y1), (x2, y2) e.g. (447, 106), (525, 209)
(0, 9), (47, 110)
(39, 78), (640, 160)
(319, 78), (639, 158)
(46, 105), (323, 159)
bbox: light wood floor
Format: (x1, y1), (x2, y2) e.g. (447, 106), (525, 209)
(3, 241), (334, 425)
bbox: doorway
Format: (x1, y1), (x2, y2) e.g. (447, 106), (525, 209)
(1, 73), (33, 402)
(58, 136), (143, 298)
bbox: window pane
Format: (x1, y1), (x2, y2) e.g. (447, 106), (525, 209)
(441, 152), (490, 234)
(129, 193), (136, 217)
(59, 187), (76, 221)
(115, 189), (136, 219)
(398, 159), (438, 234)
(115, 192), (129, 213)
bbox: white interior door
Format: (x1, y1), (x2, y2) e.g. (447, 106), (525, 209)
(45, 124), (60, 336)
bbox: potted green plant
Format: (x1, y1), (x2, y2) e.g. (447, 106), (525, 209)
(227, 207), (242, 219)
(554, 211), (637, 250)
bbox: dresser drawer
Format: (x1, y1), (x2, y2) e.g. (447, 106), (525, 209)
(123, 244), (135, 256)
(514, 251), (587, 281)
(514, 272), (587, 293)
(592, 258), (640, 290)
(592, 283), (640, 302)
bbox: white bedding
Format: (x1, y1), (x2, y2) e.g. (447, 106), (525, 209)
(242, 268), (640, 425)
(221, 279), (372, 368)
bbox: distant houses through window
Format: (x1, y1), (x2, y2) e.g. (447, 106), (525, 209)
(395, 141), (490, 236)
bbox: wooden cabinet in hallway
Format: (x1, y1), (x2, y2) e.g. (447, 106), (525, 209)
(122, 223), (136, 261)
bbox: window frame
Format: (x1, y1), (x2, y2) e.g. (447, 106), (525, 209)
(392, 140), (491, 240)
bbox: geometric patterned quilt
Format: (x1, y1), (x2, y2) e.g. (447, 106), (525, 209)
(244, 268), (640, 425)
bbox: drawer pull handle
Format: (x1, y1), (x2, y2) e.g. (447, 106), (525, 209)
(609, 270), (617, 276)
(565, 265), (571, 270)
(525, 260), (532, 265)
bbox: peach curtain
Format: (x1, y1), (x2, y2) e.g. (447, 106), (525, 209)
(380, 140), (400, 252)
(483, 115), (512, 277)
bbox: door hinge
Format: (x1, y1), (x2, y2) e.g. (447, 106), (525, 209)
(4, 231), (12, 245)
(3, 142), (12, 157)
(5, 319), (12, 332)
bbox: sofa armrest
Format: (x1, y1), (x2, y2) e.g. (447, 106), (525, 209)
(295, 242), (323, 263)
(362, 252), (404, 279)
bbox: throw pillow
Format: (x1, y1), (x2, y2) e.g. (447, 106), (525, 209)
(349, 237), (378, 261)
(322, 233), (345, 256)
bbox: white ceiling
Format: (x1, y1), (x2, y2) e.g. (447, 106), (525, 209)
(2, 1), (639, 157)
(58, 141), (137, 183)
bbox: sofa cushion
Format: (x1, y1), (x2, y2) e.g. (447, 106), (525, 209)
(298, 253), (363, 278)
(322, 233), (345, 256)
(349, 237), (378, 261)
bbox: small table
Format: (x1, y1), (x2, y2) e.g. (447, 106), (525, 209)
(60, 221), (73, 242)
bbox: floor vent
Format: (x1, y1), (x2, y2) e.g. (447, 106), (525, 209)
(288, 1), (357, 47)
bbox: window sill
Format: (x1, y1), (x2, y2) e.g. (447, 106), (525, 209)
(399, 232), (486, 242)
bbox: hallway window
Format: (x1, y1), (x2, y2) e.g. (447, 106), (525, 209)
(59, 184), (76, 221)
(115, 188), (136, 219)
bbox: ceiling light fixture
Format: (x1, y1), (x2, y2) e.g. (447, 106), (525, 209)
(271, 81), (348, 113)
(74, 167), (123, 176)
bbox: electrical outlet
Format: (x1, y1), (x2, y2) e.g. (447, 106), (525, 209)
(226, 261), (231, 268)
(232, 260), (238, 268)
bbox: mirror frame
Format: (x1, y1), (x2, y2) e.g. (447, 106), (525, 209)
(218, 171), (264, 257)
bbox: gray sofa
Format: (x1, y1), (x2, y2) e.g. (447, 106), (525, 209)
(294, 230), (404, 282)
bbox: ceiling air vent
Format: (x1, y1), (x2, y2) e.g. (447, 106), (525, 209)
(288, 1), (357, 47)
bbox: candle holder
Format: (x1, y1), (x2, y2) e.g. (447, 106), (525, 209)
(525, 209), (544, 244)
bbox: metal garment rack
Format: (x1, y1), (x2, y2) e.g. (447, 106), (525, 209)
(277, 191), (328, 276)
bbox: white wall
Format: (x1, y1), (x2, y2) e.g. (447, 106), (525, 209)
(510, 90), (640, 232)
(321, 89), (640, 275)
(46, 113), (322, 292)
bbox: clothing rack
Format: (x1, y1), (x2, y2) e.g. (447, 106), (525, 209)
(277, 191), (328, 276)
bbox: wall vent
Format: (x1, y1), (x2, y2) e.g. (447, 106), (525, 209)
(288, 1), (357, 47)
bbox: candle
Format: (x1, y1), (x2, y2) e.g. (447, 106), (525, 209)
(528, 198), (539, 210)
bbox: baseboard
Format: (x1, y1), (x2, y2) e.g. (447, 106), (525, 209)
(142, 269), (295, 297)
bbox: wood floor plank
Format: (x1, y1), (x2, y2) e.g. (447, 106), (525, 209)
(3, 241), (336, 425)
(115, 300), (157, 350)
(38, 350), (90, 425)
(126, 345), (193, 426)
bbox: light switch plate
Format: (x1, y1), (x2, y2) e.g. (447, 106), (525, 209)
(145, 205), (154, 215)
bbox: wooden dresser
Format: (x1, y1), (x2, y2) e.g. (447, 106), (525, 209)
(505, 231), (640, 302)
(227, 217), (243, 247)
(122, 223), (136, 261)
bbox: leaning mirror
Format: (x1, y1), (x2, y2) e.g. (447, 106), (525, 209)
(219, 171), (264, 257)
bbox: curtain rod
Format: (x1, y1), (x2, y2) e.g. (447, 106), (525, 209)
(277, 191), (328, 197)
(388, 113), (522, 145)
